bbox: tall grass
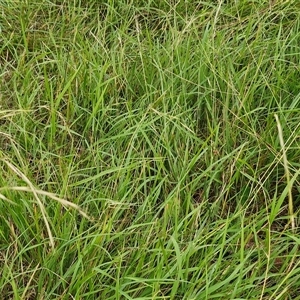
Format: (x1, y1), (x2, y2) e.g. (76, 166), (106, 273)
(1, 0), (300, 299)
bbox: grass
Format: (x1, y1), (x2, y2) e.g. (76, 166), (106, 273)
(1, 0), (300, 299)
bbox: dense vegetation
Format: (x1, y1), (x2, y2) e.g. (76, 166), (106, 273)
(1, 0), (300, 299)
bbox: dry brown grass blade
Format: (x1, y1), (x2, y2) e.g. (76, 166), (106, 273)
(2, 160), (94, 250)
(274, 114), (295, 231)
(3, 186), (92, 220)
(4, 160), (55, 250)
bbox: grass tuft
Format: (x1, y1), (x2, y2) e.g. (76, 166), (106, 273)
(1, 0), (300, 299)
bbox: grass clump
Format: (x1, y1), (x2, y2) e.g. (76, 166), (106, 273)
(1, 0), (300, 299)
